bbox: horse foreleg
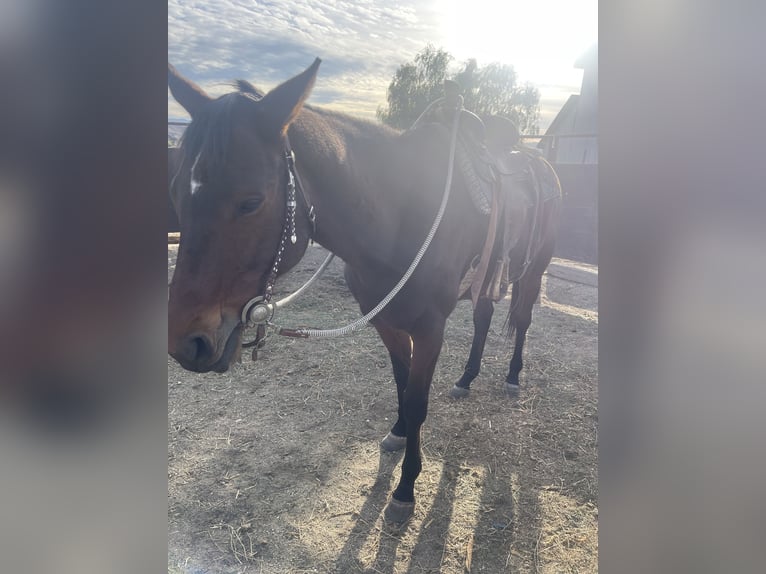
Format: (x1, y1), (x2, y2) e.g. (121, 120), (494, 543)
(450, 297), (494, 398)
(384, 315), (444, 525)
(373, 321), (412, 451)
(346, 265), (413, 451)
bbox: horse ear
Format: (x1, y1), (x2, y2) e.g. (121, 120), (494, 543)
(257, 58), (321, 135)
(168, 63), (211, 118)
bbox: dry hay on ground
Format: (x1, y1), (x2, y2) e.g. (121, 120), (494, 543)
(168, 244), (598, 573)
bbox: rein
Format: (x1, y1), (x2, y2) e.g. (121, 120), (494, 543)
(240, 95), (464, 343)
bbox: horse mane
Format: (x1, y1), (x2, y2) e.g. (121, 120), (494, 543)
(232, 79), (265, 99)
(180, 77), (267, 170)
(179, 93), (240, 171)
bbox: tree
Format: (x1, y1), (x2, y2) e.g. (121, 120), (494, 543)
(377, 45), (453, 130)
(378, 46), (540, 135)
(460, 62), (541, 135)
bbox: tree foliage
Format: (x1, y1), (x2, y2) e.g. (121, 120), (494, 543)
(376, 45), (453, 130)
(378, 45), (540, 135)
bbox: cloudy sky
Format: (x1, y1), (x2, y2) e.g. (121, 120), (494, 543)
(168, 0), (597, 131)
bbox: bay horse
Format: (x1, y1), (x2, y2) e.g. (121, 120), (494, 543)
(167, 59), (560, 524)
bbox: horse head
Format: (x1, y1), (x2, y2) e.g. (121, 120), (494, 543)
(167, 59), (320, 372)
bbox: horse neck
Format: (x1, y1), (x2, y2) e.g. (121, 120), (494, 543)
(287, 108), (397, 266)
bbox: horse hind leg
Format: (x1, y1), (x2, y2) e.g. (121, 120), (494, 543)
(450, 297), (494, 398)
(505, 245), (554, 394)
(505, 293), (532, 394)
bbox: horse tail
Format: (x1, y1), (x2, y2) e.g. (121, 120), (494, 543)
(502, 283), (524, 341)
(501, 153), (562, 341)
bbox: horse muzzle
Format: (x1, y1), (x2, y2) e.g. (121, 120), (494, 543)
(169, 316), (242, 373)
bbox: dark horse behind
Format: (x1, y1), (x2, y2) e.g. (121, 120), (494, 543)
(167, 59), (561, 524)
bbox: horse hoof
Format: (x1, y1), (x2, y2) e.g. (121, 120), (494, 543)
(449, 385), (471, 399)
(380, 432), (407, 452)
(504, 382), (520, 396)
(383, 498), (415, 525)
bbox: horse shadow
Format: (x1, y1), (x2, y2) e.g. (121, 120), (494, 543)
(330, 439), (543, 574)
(330, 297), (597, 572)
(331, 449), (404, 573)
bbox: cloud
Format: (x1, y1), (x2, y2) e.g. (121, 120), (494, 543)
(168, 0), (587, 127)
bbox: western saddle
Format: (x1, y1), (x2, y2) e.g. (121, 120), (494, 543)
(410, 80), (561, 305)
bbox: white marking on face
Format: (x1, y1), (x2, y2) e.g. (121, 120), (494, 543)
(190, 153), (202, 195)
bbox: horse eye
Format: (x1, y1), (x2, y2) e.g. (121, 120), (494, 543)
(237, 197), (263, 215)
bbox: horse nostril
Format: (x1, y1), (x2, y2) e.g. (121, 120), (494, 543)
(192, 337), (206, 359)
(185, 334), (213, 364)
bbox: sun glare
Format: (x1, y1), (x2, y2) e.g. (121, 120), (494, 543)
(440, 0), (597, 88)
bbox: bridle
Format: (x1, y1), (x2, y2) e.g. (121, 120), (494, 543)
(239, 136), (327, 347)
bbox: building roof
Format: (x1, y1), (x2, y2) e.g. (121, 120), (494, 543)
(542, 94), (579, 137)
(574, 42), (597, 70)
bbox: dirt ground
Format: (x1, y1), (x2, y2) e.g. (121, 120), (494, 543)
(168, 244), (598, 574)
